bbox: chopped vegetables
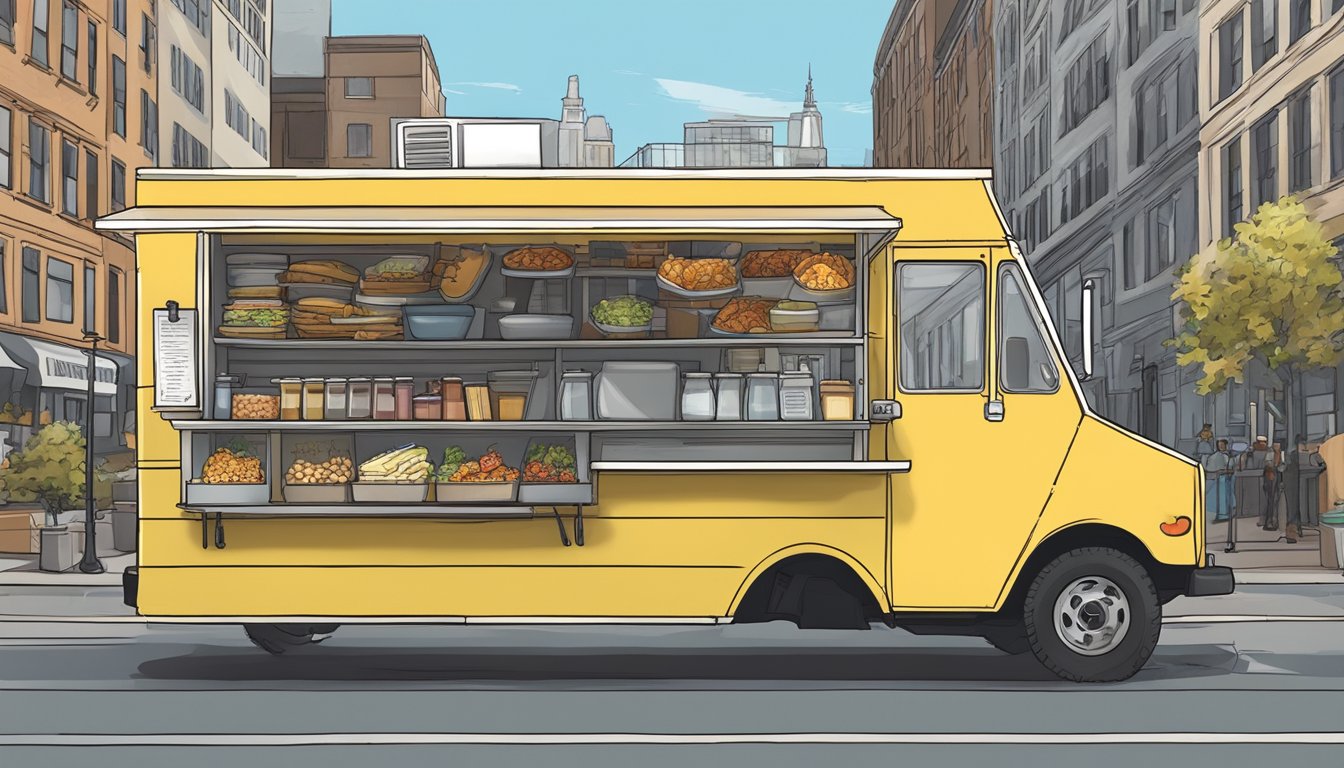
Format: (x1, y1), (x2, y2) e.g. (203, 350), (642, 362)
(592, 296), (654, 328)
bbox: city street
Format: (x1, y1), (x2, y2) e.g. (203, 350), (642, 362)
(0, 585), (1341, 767)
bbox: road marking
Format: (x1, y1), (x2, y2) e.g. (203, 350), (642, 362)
(1163, 615), (1344, 623)
(0, 614), (1341, 624)
(0, 732), (1341, 746)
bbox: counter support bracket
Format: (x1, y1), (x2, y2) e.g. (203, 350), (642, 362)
(552, 508), (571, 547)
(575, 504), (585, 547)
(196, 511), (226, 550)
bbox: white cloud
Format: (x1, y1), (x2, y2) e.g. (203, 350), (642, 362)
(654, 78), (797, 119)
(445, 81), (523, 93)
(834, 102), (872, 115)
(613, 69), (644, 76)
(444, 88), (467, 96)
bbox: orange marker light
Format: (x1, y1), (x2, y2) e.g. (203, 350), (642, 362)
(1160, 516), (1192, 537)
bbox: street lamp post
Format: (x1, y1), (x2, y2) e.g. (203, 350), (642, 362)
(78, 330), (105, 575)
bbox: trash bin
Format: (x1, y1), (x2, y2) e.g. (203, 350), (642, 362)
(111, 502), (137, 553)
(1321, 509), (1344, 572)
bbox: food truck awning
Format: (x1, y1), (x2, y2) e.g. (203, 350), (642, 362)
(95, 205), (902, 234)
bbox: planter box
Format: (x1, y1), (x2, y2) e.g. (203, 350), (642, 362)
(39, 527), (76, 572)
(0, 508), (44, 554)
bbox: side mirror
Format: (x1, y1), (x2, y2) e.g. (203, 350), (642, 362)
(1080, 279), (1095, 381)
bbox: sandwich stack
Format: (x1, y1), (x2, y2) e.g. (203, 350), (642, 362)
(279, 260), (360, 302)
(218, 298), (290, 339)
(290, 297), (403, 340)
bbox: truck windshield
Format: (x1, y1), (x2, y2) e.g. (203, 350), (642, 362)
(998, 263), (1059, 393)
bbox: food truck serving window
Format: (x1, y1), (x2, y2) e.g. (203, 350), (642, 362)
(897, 262), (986, 393)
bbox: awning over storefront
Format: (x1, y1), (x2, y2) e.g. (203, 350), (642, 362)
(95, 205), (903, 234)
(0, 333), (117, 396)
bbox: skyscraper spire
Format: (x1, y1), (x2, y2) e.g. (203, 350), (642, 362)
(804, 65), (816, 109)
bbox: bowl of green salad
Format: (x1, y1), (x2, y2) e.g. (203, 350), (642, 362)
(590, 296), (655, 335)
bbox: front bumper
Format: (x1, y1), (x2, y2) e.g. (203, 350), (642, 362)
(1186, 564), (1234, 597)
(122, 566), (138, 608)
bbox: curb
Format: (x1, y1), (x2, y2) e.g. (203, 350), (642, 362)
(1233, 571), (1344, 585)
(0, 572), (124, 587)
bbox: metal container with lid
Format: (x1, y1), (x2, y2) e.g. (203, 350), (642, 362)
(346, 377), (373, 420)
(394, 377), (415, 420)
(745, 373), (779, 421)
(779, 371), (816, 421)
(302, 378), (325, 420)
(276, 377), (303, 421)
(558, 370), (594, 421)
(714, 373), (743, 421)
(323, 378), (348, 421)
(372, 377), (396, 420)
(440, 377), (466, 421)
(680, 373), (716, 421)
(213, 375), (242, 420)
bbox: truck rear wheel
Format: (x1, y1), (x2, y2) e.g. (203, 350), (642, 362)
(243, 623), (339, 655)
(1022, 548), (1160, 682)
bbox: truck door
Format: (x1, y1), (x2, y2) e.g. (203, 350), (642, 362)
(885, 249), (1081, 609)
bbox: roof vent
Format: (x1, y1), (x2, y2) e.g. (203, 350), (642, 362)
(397, 122), (454, 169)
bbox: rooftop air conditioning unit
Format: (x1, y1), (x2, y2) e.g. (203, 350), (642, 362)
(396, 121), (454, 169)
(393, 118), (557, 169)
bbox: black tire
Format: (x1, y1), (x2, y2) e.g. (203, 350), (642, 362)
(243, 623), (338, 655)
(979, 624), (1032, 655)
(1022, 547), (1160, 682)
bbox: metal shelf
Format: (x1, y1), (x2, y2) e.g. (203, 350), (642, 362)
(168, 419), (871, 432)
(213, 336), (864, 350)
(178, 504), (536, 518)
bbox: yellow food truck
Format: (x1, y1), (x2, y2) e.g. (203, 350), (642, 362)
(98, 168), (1232, 682)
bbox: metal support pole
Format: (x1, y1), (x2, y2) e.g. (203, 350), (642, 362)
(78, 332), (105, 574)
(1224, 469), (1237, 554)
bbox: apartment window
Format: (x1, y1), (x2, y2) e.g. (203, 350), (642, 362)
(1252, 110), (1279, 208)
(251, 121), (268, 160)
(999, 141), (1016, 198)
(1289, 0), (1310, 44)
(1223, 136), (1244, 237)
(345, 77), (373, 99)
(140, 90), (157, 159)
(31, 0), (49, 67)
(60, 139), (76, 215)
(171, 0), (209, 36)
(347, 123), (372, 158)
(1061, 37), (1109, 136)
(139, 14), (154, 73)
(170, 46), (205, 113)
(0, 0), (14, 46)
(0, 106), (10, 189)
(112, 0), (124, 35)
(1059, 0), (1085, 44)
(1251, 0), (1277, 71)
(0, 242), (6, 313)
(82, 264), (94, 333)
(21, 247), (39, 322)
(171, 123), (208, 168)
(1160, 0), (1177, 31)
(1177, 53), (1197, 128)
(1288, 88), (1312, 192)
(107, 268), (120, 343)
(224, 89), (249, 140)
(226, 22), (266, 85)
(1059, 136), (1109, 223)
(1147, 196), (1176, 280)
(112, 56), (125, 136)
(110, 158), (125, 211)
(1332, 66), (1344, 179)
(86, 20), (96, 94)
(27, 119), (50, 204)
(59, 1), (76, 80)
(1121, 218), (1136, 289)
(1125, 0), (1140, 65)
(83, 148), (96, 220)
(46, 257), (73, 323)
(1218, 14), (1244, 101)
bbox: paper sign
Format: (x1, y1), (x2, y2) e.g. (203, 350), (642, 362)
(153, 307), (200, 410)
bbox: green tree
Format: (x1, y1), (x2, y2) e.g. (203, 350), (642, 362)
(1170, 196), (1344, 444)
(0, 422), (87, 527)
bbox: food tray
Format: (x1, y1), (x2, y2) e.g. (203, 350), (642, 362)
(329, 315), (402, 325)
(434, 481), (518, 503)
(354, 292), (446, 307)
(741, 277), (796, 299)
(282, 484), (352, 504)
(788, 282), (856, 303)
(359, 278), (434, 296)
(217, 326), (287, 339)
(185, 481), (270, 506)
(499, 314), (575, 340)
(592, 319), (653, 336)
(655, 274), (741, 300)
(280, 282), (356, 301)
(500, 266), (576, 279)
(518, 483), (593, 505)
(351, 482), (429, 503)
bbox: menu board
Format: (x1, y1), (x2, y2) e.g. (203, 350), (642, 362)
(153, 307), (200, 410)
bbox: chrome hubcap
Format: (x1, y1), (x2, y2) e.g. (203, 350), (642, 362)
(1052, 576), (1130, 656)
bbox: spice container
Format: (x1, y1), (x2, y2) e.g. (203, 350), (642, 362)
(276, 378), (303, 421)
(213, 375), (241, 419)
(302, 378), (325, 420)
(714, 373), (743, 421)
(372, 377), (397, 420)
(323, 378), (348, 421)
(820, 380), (856, 421)
(413, 392), (443, 420)
(346, 377), (372, 420)
(487, 370), (539, 422)
(681, 373), (715, 421)
(558, 371), (593, 421)
(394, 377), (415, 421)
(440, 377), (466, 421)
(745, 373), (780, 421)
(779, 371), (816, 421)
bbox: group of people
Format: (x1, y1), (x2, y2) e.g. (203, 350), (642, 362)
(1195, 425), (1322, 545)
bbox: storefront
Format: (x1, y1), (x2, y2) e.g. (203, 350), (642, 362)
(0, 332), (127, 460)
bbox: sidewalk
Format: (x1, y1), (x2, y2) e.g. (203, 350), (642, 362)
(1206, 514), (1341, 575)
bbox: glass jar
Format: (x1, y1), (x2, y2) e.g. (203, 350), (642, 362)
(213, 375), (241, 420)
(440, 377), (466, 421)
(394, 377), (415, 421)
(558, 371), (593, 421)
(324, 378), (348, 421)
(302, 378), (325, 420)
(413, 393), (443, 420)
(372, 377), (397, 420)
(745, 373), (779, 421)
(346, 377), (373, 420)
(714, 373), (743, 421)
(680, 373), (715, 421)
(276, 378), (303, 421)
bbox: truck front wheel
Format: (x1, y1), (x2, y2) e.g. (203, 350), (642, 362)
(1022, 548), (1160, 682)
(243, 623), (339, 655)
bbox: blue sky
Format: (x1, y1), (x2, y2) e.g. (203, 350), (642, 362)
(330, 0), (892, 166)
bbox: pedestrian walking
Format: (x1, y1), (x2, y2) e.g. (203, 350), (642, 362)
(1204, 439), (1235, 522)
(1263, 441), (1283, 532)
(1195, 424), (1216, 464)
(1283, 436), (1304, 543)
(1243, 436), (1270, 526)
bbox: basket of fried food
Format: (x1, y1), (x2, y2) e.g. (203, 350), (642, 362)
(741, 249), (814, 298)
(500, 246), (576, 278)
(709, 297), (778, 336)
(656, 257), (740, 298)
(791, 252), (856, 301)
(290, 297), (403, 340)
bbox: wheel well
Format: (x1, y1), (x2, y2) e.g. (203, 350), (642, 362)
(732, 553), (885, 624)
(1000, 524), (1190, 613)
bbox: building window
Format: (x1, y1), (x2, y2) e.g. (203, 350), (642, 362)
(26, 119), (50, 204)
(84, 148), (96, 221)
(1251, 0), (1277, 72)
(1330, 66), (1344, 180)
(0, 105), (10, 189)
(139, 13), (154, 73)
(1160, 0), (1177, 30)
(86, 20), (96, 94)
(1059, 135), (1109, 224)
(345, 77), (374, 99)
(107, 268), (121, 343)
(1059, 0), (1085, 44)
(0, 241), (6, 314)
(1288, 88), (1312, 192)
(171, 0), (209, 36)
(0, 0), (14, 46)
(1218, 13), (1244, 102)
(110, 157), (125, 211)
(1289, 0), (1310, 44)
(999, 141), (1016, 198)
(21, 247), (40, 323)
(112, 0), (124, 35)
(46, 257), (73, 323)
(1147, 196), (1176, 281)
(170, 46), (205, 113)
(171, 123), (208, 168)
(1061, 37), (1109, 136)
(1252, 109), (1279, 208)
(226, 21), (266, 86)
(59, 1), (76, 80)
(1125, 0), (1140, 65)
(1119, 218), (1137, 289)
(251, 122), (268, 160)
(347, 123), (372, 158)
(82, 264), (94, 333)
(30, 0), (49, 67)
(140, 90), (157, 159)
(1223, 136), (1243, 238)
(224, 89), (249, 140)
(60, 139), (76, 215)
(1176, 53), (1197, 128)
(112, 56), (125, 136)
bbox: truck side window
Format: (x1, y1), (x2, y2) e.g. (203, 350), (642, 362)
(897, 262), (985, 392)
(998, 263), (1059, 393)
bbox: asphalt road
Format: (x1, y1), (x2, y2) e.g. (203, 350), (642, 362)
(0, 585), (1341, 768)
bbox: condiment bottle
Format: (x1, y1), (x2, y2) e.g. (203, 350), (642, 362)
(440, 377), (467, 421)
(394, 377), (415, 421)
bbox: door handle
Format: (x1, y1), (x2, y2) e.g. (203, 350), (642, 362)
(870, 399), (901, 422)
(985, 400), (1005, 422)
